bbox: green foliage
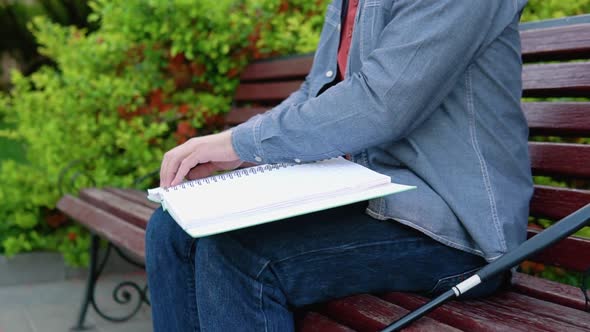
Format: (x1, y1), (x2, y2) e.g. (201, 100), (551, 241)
(519, 263), (583, 287)
(0, 0), (93, 89)
(1, 0), (589, 269)
(0, 0), (328, 266)
(522, 0), (590, 22)
(0, 120), (25, 163)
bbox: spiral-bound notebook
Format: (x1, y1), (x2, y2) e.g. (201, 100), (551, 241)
(147, 157), (415, 238)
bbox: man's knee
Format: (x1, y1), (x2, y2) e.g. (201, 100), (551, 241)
(146, 207), (192, 265)
(195, 235), (272, 285)
(146, 207), (174, 248)
(194, 236), (231, 273)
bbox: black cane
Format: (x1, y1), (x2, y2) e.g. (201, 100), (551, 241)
(381, 203), (590, 332)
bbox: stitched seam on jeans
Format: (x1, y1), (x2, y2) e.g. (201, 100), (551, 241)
(259, 282), (269, 332)
(256, 264), (293, 319)
(186, 239), (198, 332)
(256, 260), (272, 280)
(271, 238), (426, 266)
(466, 66), (507, 252)
(185, 238), (197, 264)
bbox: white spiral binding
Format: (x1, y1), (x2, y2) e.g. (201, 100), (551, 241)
(164, 163), (293, 192)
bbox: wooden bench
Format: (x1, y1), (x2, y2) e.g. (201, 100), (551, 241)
(58, 15), (590, 331)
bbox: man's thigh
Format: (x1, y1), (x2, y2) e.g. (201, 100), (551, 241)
(204, 202), (488, 307)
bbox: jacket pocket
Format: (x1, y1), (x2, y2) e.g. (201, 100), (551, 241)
(324, 3), (341, 27)
(316, 4), (341, 53)
(359, 0), (385, 60)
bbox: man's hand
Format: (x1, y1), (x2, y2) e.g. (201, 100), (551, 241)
(160, 130), (242, 187)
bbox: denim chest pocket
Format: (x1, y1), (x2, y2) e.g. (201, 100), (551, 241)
(358, 0), (389, 60)
(324, 3), (341, 27)
(317, 3), (341, 50)
(308, 2), (341, 97)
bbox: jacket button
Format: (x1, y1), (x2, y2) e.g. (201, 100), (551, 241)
(325, 70), (334, 77)
(254, 156), (262, 162)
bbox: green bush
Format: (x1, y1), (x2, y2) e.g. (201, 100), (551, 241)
(0, 0), (328, 265)
(0, 0), (93, 90)
(522, 0), (590, 22)
(0, 0), (588, 267)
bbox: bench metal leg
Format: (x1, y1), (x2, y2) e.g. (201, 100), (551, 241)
(71, 234), (150, 330)
(71, 234), (100, 331)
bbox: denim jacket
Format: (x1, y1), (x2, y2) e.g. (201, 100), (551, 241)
(232, 0), (533, 262)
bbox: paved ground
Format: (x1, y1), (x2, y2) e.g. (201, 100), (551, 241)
(0, 272), (152, 332)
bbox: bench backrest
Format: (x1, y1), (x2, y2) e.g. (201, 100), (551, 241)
(225, 55), (313, 126)
(225, 16), (590, 273)
(520, 16), (590, 273)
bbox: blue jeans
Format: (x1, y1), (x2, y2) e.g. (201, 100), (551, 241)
(145, 203), (507, 331)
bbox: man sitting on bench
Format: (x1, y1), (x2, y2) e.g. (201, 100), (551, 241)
(146, 0), (533, 331)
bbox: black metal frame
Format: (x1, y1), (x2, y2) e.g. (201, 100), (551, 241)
(71, 235), (150, 330)
(59, 161), (154, 330)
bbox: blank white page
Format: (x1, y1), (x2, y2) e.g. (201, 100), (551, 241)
(148, 158), (414, 235)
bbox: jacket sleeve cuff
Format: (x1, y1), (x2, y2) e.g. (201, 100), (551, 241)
(231, 115), (266, 164)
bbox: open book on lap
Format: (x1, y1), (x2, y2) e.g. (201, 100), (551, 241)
(147, 157), (415, 238)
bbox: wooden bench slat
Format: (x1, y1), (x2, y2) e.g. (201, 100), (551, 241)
(104, 187), (160, 210)
(224, 107), (268, 126)
(79, 188), (153, 230)
(57, 195), (146, 260)
(225, 102), (590, 137)
(522, 62), (590, 97)
(483, 291), (590, 330)
(240, 56), (313, 82)
(521, 23), (590, 61)
(381, 292), (581, 331)
(296, 312), (356, 332)
(529, 142), (590, 178)
(321, 294), (460, 332)
(512, 272), (588, 311)
(527, 228), (590, 272)
(530, 185), (590, 220)
(523, 102), (590, 136)
(234, 81), (303, 102)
